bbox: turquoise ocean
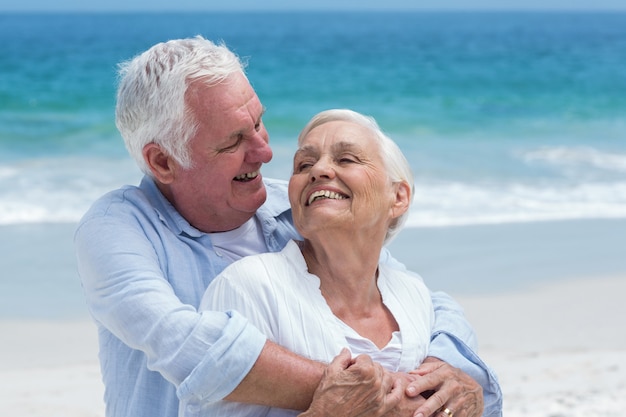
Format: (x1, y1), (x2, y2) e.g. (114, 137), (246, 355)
(2, 11), (626, 227)
(2, 12), (626, 317)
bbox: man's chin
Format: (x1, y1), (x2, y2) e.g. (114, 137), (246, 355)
(233, 187), (267, 213)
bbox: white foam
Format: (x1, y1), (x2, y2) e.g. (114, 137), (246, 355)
(0, 157), (141, 225)
(407, 180), (626, 227)
(521, 146), (626, 173)
(2, 151), (626, 227)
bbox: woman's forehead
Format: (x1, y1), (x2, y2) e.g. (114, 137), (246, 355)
(301, 121), (377, 148)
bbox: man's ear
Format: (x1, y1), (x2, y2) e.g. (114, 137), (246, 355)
(390, 181), (411, 220)
(143, 143), (176, 184)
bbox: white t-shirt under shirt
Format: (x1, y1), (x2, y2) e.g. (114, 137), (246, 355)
(182, 240), (434, 417)
(210, 216), (268, 262)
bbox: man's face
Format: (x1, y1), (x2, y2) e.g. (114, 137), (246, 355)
(168, 72), (273, 232)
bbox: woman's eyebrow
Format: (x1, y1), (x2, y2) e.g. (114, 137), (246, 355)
(332, 141), (362, 153)
(294, 145), (319, 158)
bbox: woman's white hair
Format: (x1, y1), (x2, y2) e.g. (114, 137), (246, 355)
(115, 36), (246, 175)
(297, 109), (414, 243)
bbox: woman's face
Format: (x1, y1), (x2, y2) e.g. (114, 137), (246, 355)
(288, 120), (402, 240)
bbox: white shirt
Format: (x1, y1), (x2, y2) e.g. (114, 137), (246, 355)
(181, 240), (434, 417)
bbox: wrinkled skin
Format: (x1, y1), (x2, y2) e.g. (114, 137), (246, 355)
(300, 353), (484, 417)
(299, 349), (403, 417)
(405, 357), (484, 417)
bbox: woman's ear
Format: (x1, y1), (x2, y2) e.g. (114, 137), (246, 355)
(390, 181), (411, 220)
(143, 143), (176, 184)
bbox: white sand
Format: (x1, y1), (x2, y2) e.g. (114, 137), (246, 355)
(0, 320), (104, 417)
(1, 220), (625, 416)
(459, 275), (626, 416)
(1, 275), (625, 417)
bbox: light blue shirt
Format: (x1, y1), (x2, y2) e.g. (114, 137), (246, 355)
(75, 175), (502, 417)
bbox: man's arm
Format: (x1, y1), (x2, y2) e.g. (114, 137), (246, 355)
(225, 340), (324, 409)
(77, 207), (399, 415)
(419, 291), (502, 417)
(228, 345), (405, 416)
(379, 249), (502, 416)
(76, 211), (268, 400)
(398, 291), (501, 417)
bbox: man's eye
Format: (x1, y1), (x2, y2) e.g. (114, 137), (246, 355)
(218, 136), (243, 153)
(255, 121), (262, 131)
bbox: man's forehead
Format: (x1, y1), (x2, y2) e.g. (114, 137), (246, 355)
(187, 75), (261, 119)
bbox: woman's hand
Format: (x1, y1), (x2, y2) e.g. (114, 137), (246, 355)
(300, 349), (404, 417)
(405, 357), (484, 417)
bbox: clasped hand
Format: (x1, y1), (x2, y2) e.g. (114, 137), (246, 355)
(300, 350), (483, 417)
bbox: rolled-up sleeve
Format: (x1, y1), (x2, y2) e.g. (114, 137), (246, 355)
(75, 195), (266, 404)
(429, 291), (503, 417)
(177, 310), (266, 402)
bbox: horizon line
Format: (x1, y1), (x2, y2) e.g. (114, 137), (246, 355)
(3, 8), (626, 13)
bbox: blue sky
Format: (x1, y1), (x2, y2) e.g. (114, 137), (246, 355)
(2, 0), (626, 12)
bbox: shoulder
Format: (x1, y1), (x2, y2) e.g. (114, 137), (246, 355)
(220, 242), (299, 284)
(76, 185), (149, 230)
(77, 175), (181, 233)
(210, 241), (305, 297)
(74, 178), (172, 247)
(379, 264), (431, 299)
(261, 178), (290, 211)
(201, 248), (293, 313)
(263, 177), (289, 193)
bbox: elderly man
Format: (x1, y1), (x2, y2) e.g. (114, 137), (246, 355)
(75, 36), (501, 417)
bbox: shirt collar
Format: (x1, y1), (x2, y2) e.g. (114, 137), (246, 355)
(139, 175), (203, 238)
(138, 175), (292, 239)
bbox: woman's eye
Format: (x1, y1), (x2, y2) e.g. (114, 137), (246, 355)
(296, 162), (313, 172)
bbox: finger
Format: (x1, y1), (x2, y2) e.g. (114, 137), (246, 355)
(430, 384), (483, 417)
(351, 353), (375, 368)
(327, 348), (352, 373)
(382, 376), (406, 412)
(410, 358), (445, 377)
(405, 371), (442, 398)
(412, 389), (447, 417)
(436, 399), (472, 417)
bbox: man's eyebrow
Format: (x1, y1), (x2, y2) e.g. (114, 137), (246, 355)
(227, 107), (267, 140)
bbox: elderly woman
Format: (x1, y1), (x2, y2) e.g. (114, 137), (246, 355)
(182, 109), (454, 417)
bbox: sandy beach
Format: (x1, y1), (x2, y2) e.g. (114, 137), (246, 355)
(1, 219), (625, 416)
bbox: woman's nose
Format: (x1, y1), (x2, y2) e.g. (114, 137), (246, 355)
(309, 158), (335, 182)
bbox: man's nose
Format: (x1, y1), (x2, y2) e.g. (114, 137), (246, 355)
(246, 131), (273, 163)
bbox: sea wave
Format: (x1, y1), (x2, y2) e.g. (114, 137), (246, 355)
(520, 146), (626, 174)
(0, 157), (142, 225)
(407, 180), (626, 227)
(2, 155), (625, 227)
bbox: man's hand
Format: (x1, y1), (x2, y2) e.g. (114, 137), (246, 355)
(381, 372), (428, 417)
(405, 357), (483, 417)
(299, 349), (404, 417)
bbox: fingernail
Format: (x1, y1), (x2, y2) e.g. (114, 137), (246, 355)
(407, 386), (417, 395)
(415, 413), (424, 417)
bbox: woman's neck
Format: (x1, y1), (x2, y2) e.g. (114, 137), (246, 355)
(299, 232), (399, 348)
